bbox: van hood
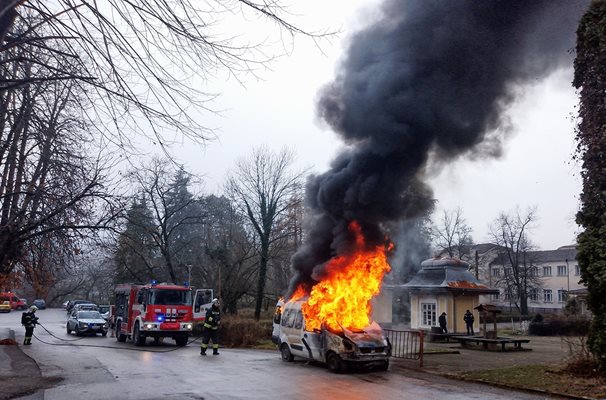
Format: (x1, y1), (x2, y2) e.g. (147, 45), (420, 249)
(341, 321), (386, 346)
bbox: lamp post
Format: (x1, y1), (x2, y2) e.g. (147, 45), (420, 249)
(186, 264), (193, 286)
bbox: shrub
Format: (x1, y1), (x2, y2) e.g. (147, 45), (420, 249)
(529, 315), (590, 336)
(205, 316), (273, 348)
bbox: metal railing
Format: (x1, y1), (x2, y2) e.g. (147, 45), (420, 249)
(384, 329), (424, 367)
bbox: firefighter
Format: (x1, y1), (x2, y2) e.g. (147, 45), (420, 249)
(200, 298), (221, 356)
(21, 306), (39, 345)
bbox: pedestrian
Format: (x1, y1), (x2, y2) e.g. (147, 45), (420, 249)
(21, 306), (39, 345)
(464, 309), (475, 336)
(200, 298), (221, 356)
(438, 312), (448, 334)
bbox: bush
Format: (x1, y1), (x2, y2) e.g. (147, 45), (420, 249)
(529, 315), (590, 336)
(204, 316), (273, 348)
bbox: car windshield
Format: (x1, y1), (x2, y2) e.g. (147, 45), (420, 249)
(98, 306), (110, 313)
(147, 289), (192, 305)
(78, 311), (101, 319)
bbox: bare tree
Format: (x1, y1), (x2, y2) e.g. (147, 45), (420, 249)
(432, 206), (474, 259)
(0, 39), (119, 276)
(123, 158), (205, 283)
(0, 1), (331, 148)
(488, 207), (541, 315)
(226, 146), (306, 319)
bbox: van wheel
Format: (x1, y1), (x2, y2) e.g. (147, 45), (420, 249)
(327, 353), (343, 373)
(378, 359), (389, 371)
(280, 343), (294, 362)
(66, 324), (71, 334)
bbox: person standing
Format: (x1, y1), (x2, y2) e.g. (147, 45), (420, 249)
(21, 306), (39, 345)
(438, 312), (448, 334)
(200, 298), (221, 356)
(464, 309), (475, 336)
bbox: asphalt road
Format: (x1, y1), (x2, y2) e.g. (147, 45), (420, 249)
(0, 309), (564, 400)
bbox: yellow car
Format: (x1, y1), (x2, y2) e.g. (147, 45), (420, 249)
(0, 300), (11, 313)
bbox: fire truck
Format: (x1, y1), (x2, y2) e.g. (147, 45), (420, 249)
(113, 282), (195, 346)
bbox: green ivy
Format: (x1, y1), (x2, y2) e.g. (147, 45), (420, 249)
(574, 0), (606, 372)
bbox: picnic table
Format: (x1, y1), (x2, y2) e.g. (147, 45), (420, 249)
(452, 335), (531, 351)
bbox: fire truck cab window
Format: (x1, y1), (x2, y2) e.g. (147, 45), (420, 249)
(137, 289), (146, 305)
(148, 289), (191, 305)
(294, 311), (303, 329)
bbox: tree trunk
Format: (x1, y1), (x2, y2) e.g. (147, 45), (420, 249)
(254, 238), (269, 320)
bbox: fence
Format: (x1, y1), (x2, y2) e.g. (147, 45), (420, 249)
(384, 329), (424, 367)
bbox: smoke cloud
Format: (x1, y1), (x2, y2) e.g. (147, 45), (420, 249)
(289, 0), (588, 294)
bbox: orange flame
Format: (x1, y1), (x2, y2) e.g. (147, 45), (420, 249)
(295, 221), (392, 332)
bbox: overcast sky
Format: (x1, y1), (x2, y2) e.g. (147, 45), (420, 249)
(142, 0), (581, 251)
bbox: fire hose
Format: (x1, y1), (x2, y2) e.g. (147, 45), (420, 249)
(31, 322), (202, 353)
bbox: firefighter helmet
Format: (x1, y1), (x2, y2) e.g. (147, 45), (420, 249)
(212, 298), (219, 306)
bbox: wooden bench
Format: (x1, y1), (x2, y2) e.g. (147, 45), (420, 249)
(452, 336), (530, 351)
(428, 332), (467, 343)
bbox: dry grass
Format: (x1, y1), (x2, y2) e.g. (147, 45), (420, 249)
(214, 314), (273, 348)
(459, 365), (606, 399)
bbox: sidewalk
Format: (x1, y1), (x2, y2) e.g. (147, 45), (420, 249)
(0, 328), (60, 400)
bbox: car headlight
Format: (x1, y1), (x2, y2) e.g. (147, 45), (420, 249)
(78, 322), (87, 328)
(184, 323), (192, 330)
(144, 323), (155, 329)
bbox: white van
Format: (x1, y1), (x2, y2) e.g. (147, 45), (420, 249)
(273, 299), (391, 373)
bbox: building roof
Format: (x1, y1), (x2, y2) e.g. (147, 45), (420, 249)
(403, 257), (498, 294)
(490, 246), (577, 266)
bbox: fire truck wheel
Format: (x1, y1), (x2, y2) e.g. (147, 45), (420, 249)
(116, 322), (127, 342)
(326, 353), (343, 374)
(280, 343), (294, 362)
(175, 336), (188, 347)
(66, 324), (71, 334)
(133, 323), (146, 346)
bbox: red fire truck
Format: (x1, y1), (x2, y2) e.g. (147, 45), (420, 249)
(114, 282), (194, 346)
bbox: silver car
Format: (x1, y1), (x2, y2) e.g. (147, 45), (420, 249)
(67, 310), (108, 336)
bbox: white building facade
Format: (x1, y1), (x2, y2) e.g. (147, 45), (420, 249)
(480, 245), (582, 313)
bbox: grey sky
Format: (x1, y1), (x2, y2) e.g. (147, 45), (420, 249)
(142, 0), (581, 251)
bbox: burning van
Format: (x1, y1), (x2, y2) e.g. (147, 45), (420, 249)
(273, 299), (391, 373)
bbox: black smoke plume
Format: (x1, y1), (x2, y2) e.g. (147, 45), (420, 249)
(289, 0), (588, 295)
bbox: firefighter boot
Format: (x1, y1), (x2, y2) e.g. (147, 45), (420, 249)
(213, 348), (219, 355)
(200, 348), (206, 356)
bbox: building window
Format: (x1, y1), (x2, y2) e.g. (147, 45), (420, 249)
(505, 267), (513, 276)
(529, 288), (539, 302)
(543, 289), (553, 303)
(575, 265), (580, 276)
(558, 290), (567, 303)
(543, 266), (552, 276)
(491, 293), (499, 301)
(529, 267), (538, 277)
(492, 268), (501, 276)
(421, 303), (437, 326)
(557, 265), (567, 276)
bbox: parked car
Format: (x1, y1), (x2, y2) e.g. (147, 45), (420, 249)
(0, 301), (11, 313)
(98, 305), (111, 320)
(66, 299), (91, 313)
(62, 301), (69, 309)
(33, 299), (46, 309)
(20, 298), (28, 308)
(0, 293), (26, 310)
(66, 310), (108, 336)
(71, 303), (98, 314)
